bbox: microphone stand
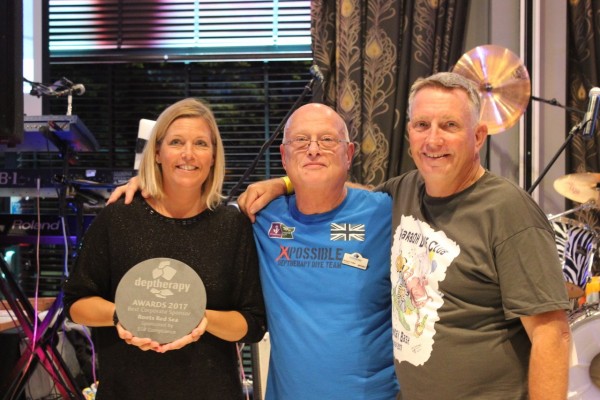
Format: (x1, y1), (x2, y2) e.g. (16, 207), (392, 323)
(527, 120), (588, 195)
(225, 75), (319, 203)
(526, 96), (587, 195)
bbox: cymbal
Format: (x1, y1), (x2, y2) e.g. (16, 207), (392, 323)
(452, 44), (531, 134)
(553, 172), (600, 204)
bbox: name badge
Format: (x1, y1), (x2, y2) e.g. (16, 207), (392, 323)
(342, 252), (369, 270)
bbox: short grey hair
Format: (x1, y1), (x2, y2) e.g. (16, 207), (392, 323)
(407, 72), (481, 124)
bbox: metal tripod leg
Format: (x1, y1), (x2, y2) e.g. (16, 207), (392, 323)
(0, 258), (84, 400)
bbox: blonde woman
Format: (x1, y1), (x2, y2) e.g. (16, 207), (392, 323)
(64, 98), (266, 400)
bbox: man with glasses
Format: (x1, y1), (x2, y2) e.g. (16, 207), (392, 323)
(250, 103), (398, 399)
(107, 102), (399, 399)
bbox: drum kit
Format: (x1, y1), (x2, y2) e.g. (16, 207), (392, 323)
(453, 45), (600, 399)
(552, 173), (600, 400)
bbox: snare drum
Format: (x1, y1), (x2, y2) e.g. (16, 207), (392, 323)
(568, 303), (600, 399)
(550, 217), (597, 290)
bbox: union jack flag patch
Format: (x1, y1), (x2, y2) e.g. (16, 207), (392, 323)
(330, 223), (365, 241)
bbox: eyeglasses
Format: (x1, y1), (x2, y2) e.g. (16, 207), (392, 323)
(282, 136), (350, 151)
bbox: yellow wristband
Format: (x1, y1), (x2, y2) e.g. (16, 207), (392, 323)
(281, 176), (294, 195)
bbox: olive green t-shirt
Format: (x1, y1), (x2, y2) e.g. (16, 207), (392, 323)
(378, 170), (569, 400)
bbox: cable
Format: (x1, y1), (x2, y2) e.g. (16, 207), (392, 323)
(22, 178), (43, 392)
(61, 215), (69, 277)
(237, 343), (250, 400)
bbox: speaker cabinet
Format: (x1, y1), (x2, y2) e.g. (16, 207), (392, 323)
(0, 0), (24, 147)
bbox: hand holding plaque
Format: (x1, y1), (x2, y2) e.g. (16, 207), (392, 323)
(115, 258), (207, 344)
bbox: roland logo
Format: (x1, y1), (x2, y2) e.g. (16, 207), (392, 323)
(11, 219), (61, 232)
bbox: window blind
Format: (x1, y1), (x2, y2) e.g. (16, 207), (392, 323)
(49, 0), (312, 62)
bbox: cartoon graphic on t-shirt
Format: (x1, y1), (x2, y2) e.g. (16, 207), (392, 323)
(393, 253), (432, 337)
(391, 215), (460, 366)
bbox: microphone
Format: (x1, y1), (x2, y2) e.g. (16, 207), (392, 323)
(71, 84), (86, 95)
(53, 83), (86, 97)
(310, 65), (325, 83)
(582, 87), (600, 139)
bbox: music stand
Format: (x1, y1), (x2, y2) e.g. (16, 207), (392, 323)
(0, 257), (83, 400)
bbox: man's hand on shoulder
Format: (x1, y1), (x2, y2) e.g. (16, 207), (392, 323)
(106, 176), (145, 205)
(237, 178), (287, 223)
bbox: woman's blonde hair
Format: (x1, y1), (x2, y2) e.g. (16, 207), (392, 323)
(138, 98), (225, 210)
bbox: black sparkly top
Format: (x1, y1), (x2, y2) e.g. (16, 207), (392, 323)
(63, 194), (266, 400)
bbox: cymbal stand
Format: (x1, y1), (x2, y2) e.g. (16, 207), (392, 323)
(546, 200), (597, 221)
(530, 96), (585, 116)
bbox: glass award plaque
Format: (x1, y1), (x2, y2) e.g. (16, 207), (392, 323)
(115, 258), (206, 344)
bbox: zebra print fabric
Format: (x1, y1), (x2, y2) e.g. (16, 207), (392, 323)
(551, 218), (597, 289)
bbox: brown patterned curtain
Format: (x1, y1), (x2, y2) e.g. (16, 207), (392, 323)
(311, 0), (469, 185)
(567, 0), (600, 174)
(565, 1), (600, 269)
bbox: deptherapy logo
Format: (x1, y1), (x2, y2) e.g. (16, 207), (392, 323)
(134, 260), (191, 299)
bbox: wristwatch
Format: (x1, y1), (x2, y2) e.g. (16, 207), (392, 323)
(112, 309), (119, 326)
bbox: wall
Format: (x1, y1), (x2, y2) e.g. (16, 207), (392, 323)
(464, 0), (567, 215)
(23, 0), (42, 117)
